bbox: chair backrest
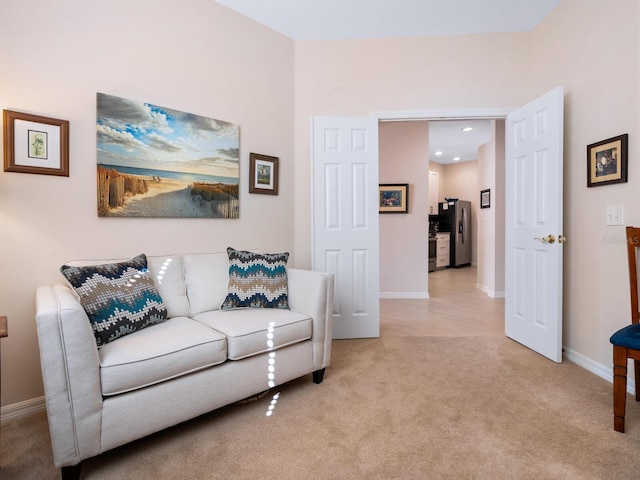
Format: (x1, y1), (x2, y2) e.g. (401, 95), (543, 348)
(626, 226), (640, 325)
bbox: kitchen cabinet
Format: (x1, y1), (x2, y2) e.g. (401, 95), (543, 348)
(428, 170), (439, 214)
(436, 232), (450, 268)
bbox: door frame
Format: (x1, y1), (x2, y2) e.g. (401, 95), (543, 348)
(372, 107), (513, 297)
(373, 108), (513, 121)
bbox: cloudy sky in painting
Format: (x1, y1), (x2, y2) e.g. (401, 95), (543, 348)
(97, 93), (239, 179)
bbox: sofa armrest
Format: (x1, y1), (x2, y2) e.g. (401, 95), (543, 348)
(35, 284), (103, 468)
(286, 269), (334, 371)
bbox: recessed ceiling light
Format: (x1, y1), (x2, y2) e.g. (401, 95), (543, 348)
(461, 127), (473, 132)
(435, 151), (443, 156)
(453, 157), (461, 161)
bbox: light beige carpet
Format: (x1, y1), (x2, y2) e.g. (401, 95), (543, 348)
(2, 335), (639, 479)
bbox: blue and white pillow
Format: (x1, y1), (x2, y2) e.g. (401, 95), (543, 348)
(221, 248), (290, 310)
(60, 254), (167, 346)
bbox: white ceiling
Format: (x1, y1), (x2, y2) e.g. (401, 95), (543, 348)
(213, 0), (561, 41)
(428, 120), (493, 165)
(213, 0), (560, 164)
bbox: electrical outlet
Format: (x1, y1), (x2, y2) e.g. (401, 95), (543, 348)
(606, 205), (624, 226)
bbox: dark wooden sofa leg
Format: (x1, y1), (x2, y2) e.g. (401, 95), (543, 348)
(613, 346), (628, 433)
(312, 368), (325, 384)
(61, 462), (82, 480)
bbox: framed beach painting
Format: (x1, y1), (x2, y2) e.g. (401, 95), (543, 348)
(96, 93), (239, 217)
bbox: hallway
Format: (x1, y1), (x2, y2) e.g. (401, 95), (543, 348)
(381, 267), (504, 337)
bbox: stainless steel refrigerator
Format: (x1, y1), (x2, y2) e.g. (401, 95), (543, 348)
(438, 199), (472, 267)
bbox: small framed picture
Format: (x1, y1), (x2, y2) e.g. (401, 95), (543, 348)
(249, 152), (279, 195)
(379, 184), (409, 213)
(480, 188), (491, 209)
(587, 134), (628, 187)
(3, 109), (69, 176)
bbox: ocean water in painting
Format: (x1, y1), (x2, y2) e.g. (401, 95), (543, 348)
(98, 163), (238, 185)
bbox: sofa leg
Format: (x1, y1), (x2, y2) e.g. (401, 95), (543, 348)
(312, 368), (325, 384)
(61, 462), (82, 480)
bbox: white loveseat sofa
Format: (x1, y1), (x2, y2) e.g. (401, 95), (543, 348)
(35, 251), (334, 479)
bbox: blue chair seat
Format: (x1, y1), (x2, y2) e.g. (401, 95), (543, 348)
(610, 324), (640, 349)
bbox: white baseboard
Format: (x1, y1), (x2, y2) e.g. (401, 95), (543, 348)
(564, 346), (636, 395)
(380, 292), (429, 299)
(1, 395), (46, 423)
(475, 283), (505, 299)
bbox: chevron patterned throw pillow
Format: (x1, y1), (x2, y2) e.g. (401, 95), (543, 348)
(60, 254), (167, 346)
(221, 247), (290, 310)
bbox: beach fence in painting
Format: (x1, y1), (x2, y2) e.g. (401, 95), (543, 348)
(98, 166), (149, 215)
(189, 182), (239, 218)
(97, 166), (239, 218)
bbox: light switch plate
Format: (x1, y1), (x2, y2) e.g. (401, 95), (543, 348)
(606, 205), (624, 226)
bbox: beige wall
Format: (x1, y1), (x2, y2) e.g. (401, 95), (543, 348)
(379, 121), (429, 296)
(476, 120), (505, 297)
(494, 121), (506, 296)
(0, 0), (295, 407)
(477, 142), (495, 290)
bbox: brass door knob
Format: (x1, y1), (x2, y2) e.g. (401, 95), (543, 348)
(534, 234), (556, 244)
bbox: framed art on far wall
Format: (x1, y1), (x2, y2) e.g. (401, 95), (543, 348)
(249, 152), (279, 195)
(379, 183), (409, 213)
(480, 188), (491, 209)
(3, 109), (69, 176)
(587, 134), (628, 187)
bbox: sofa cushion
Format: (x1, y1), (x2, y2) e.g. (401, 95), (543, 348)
(99, 317), (227, 396)
(193, 309), (312, 360)
(60, 254), (168, 347)
(147, 255), (190, 318)
(183, 252), (229, 316)
(221, 248), (290, 310)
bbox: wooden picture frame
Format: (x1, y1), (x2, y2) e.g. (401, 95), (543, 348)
(587, 134), (628, 187)
(379, 183), (409, 213)
(3, 109), (69, 176)
(249, 152), (279, 195)
(480, 188), (491, 209)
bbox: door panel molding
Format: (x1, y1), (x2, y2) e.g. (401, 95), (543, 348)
(505, 86), (564, 363)
(312, 116), (380, 339)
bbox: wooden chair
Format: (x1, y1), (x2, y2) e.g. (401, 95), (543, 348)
(610, 226), (640, 432)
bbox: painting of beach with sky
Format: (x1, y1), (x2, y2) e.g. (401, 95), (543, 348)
(97, 93), (239, 218)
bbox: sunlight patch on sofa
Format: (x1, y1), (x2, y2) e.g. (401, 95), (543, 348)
(155, 257), (173, 284)
(267, 321), (276, 388)
(266, 320), (281, 416)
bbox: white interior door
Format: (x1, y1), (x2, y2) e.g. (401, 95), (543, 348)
(505, 87), (564, 362)
(312, 116), (380, 339)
